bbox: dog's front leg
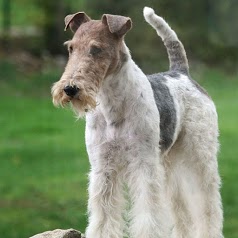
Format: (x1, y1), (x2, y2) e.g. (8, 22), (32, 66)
(126, 155), (172, 238)
(86, 168), (125, 238)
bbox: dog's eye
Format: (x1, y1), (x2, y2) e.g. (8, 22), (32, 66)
(89, 46), (102, 56)
(68, 45), (73, 54)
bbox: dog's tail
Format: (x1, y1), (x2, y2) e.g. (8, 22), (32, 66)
(143, 7), (189, 75)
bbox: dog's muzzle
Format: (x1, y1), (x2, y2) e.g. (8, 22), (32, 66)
(64, 85), (79, 97)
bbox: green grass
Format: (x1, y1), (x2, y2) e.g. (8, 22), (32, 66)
(0, 61), (237, 237)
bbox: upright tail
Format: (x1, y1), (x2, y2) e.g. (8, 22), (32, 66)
(143, 7), (189, 75)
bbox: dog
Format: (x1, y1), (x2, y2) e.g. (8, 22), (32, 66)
(51, 6), (223, 238)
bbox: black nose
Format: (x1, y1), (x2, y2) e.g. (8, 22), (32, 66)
(63, 85), (79, 97)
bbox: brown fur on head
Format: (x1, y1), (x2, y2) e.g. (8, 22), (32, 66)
(51, 12), (132, 116)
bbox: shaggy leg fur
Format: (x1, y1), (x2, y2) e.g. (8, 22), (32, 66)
(165, 93), (223, 238)
(126, 155), (171, 238)
(86, 169), (125, 238)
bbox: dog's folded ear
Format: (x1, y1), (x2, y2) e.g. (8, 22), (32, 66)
(64, 12), (91, 32)
(102, 14), (132, 37)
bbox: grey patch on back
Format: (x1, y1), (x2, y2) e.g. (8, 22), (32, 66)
(147, 73), (177, 152)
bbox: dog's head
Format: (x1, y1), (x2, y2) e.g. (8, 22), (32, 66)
(51, 12), (132, 116)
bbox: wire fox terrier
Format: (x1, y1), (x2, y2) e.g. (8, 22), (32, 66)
(51, 6), (223, 238)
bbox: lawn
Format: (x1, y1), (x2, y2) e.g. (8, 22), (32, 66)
(0, 60), (237, 237)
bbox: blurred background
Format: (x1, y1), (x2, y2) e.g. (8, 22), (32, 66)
(0, 0), (237, 237)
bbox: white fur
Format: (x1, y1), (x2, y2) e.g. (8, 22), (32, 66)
(82, 9), (223, 238)
(85, 47), (172, 238)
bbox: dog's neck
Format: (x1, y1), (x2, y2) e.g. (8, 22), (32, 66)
(97, 59), (137, 122)
(96, 50), (156, 128)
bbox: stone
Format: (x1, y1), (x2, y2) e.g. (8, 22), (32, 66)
(30, 228), (84, 238)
